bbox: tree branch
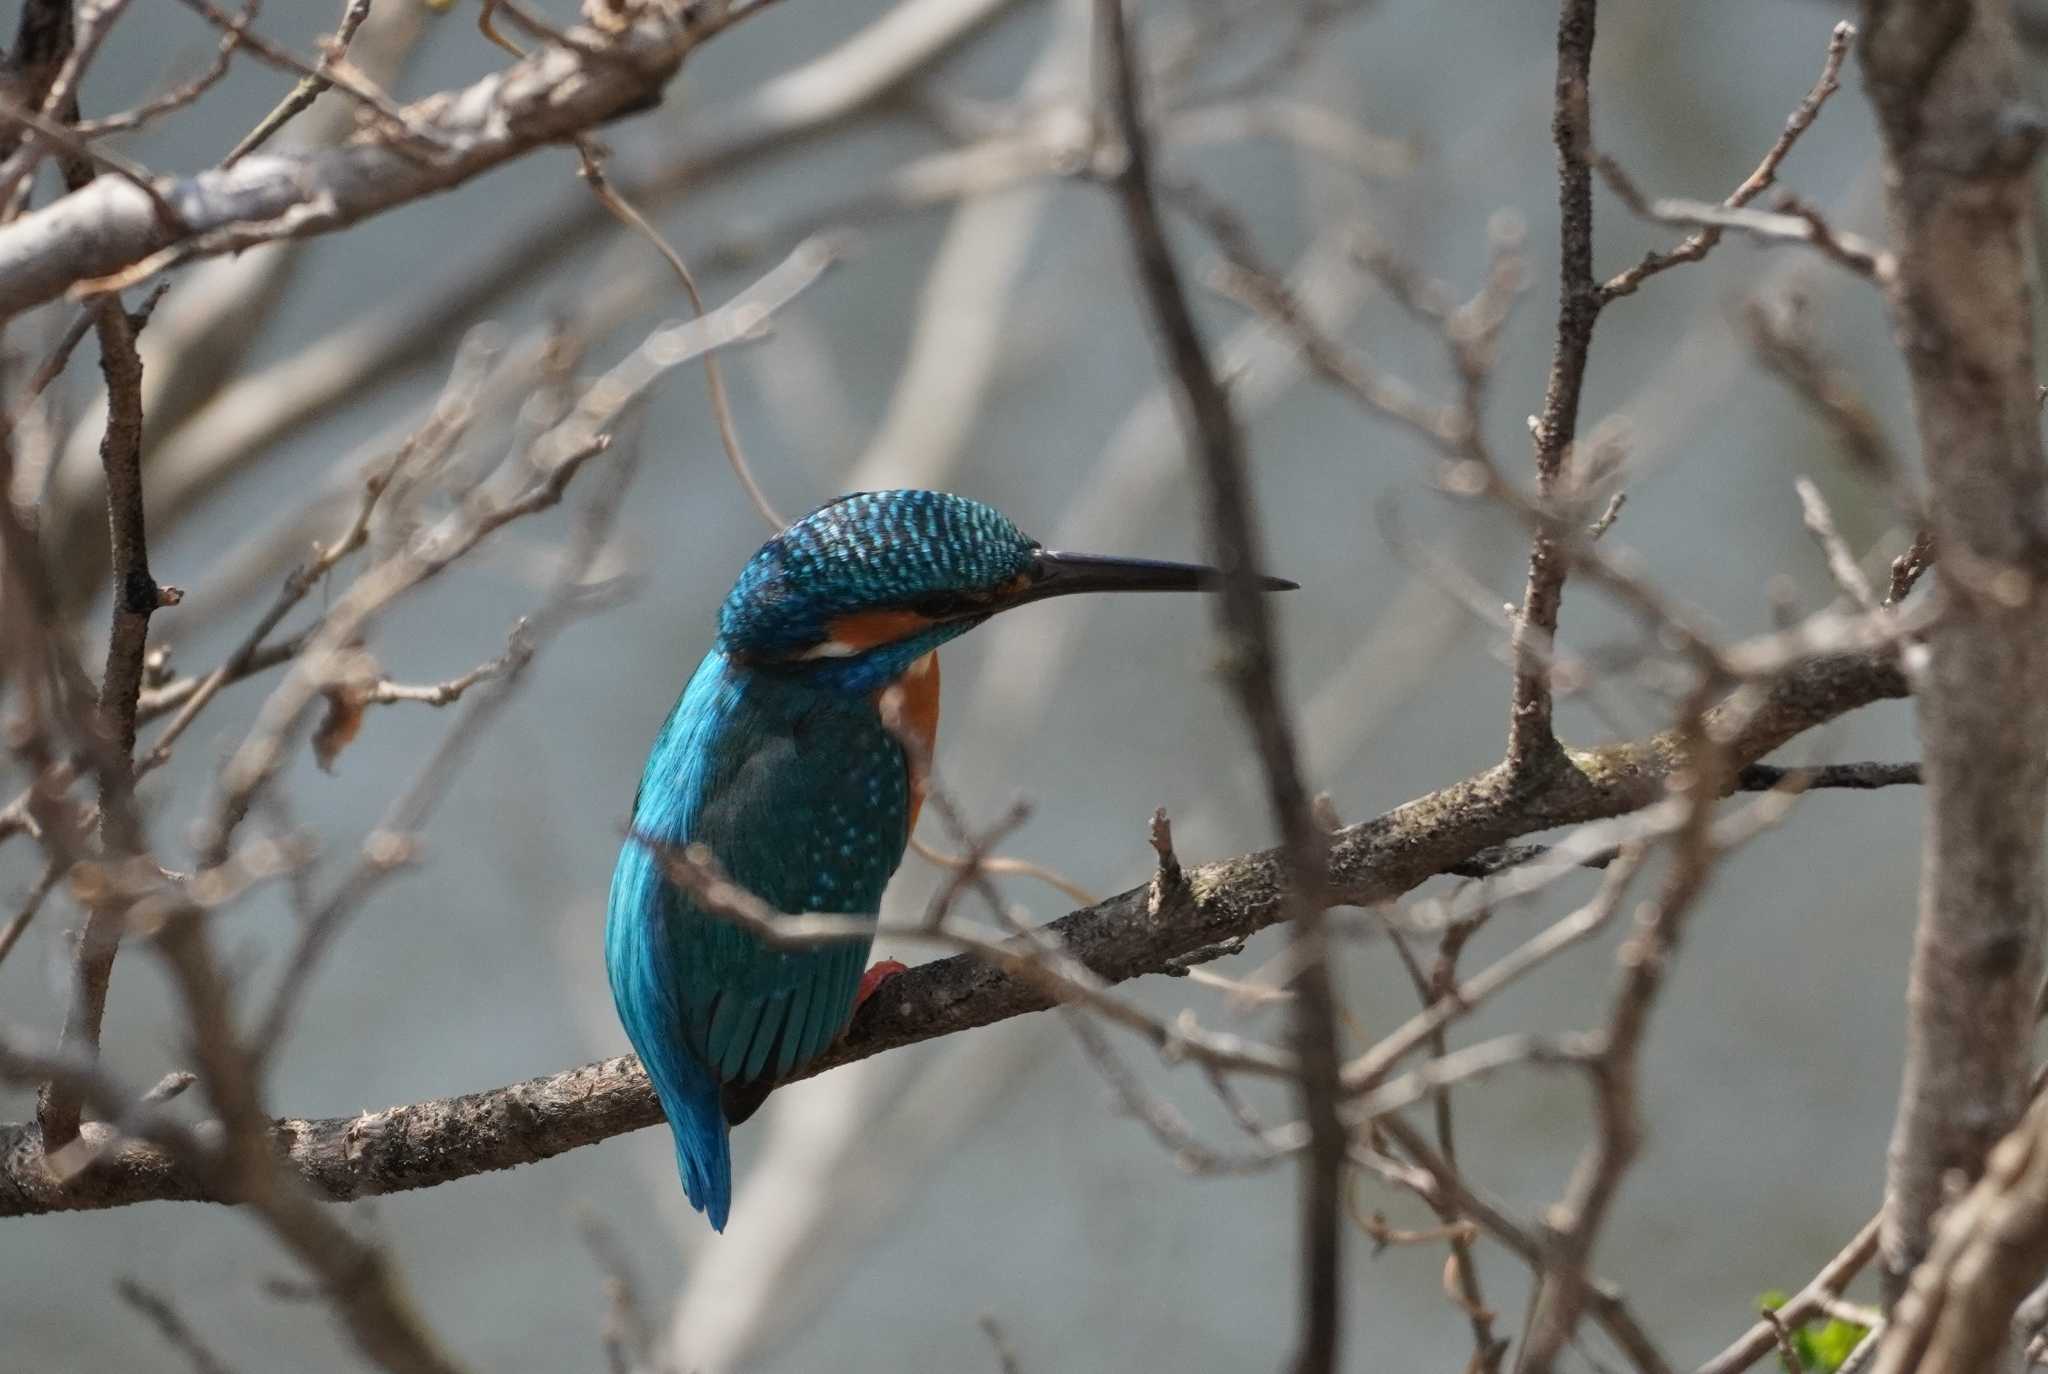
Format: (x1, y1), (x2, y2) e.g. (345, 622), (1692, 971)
(34, 288), (177, 1153)
(32, 72), (182, 1151)
(0, 2), (751, 317)
(1094, 2), (1342, 1370)
(1874, 1094), (2048, 1374)
(1858, 0), (2048, 1315)
(0, 647), (1907, 1217)
(1506, 0), (1600, 775)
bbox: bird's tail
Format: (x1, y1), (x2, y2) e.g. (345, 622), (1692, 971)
(639, 1033), (732, 1230)
(662, 1066), (732, 1231)
(671, 1106), (731, 1233)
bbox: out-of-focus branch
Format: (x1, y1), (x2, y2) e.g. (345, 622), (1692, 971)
(30, 74), (183, 1145)
(35, 286), (178, 1153)
(0, 646), (1906, 1216)
(1094, 3), (1341, 1371)
(1874, 1094), (2048, 1374)
(1375, 1117), (1674, 1374)
(0, 3), (754, 316)
(0, 0), (82, 179)
(223, 0), (375, 166)
(1698, 1217), (1882, 1374)
(1517, 695), (1730, 1373)
(1601, 22), (1853, 301)
(36, 0), (427, 615)
(188, 238), (832, 867)
(117, 1278), (242, 1374)
(1595, 162), (1895, 283)
(153, 896), (469, 1374)
(1858, 0), (2048, 1318)
(38, 0), (1023, 618)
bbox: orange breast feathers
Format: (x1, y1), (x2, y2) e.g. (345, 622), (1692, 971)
(878, 651), (941, 835)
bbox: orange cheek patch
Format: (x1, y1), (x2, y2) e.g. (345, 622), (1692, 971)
(883, 651), (941, 834)
(825, 608), (937, 650)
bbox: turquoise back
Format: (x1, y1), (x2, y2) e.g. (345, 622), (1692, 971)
(604, 649), (912, 1226)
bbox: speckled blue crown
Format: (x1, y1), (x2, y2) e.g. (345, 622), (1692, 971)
(719, 490), (1038, 661)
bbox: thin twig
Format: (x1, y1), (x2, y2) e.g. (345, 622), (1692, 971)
(0, 0), (132, 208)
(979, 1315), (1025, 1374)
(70, 0), (250, 139)
(1695, 1217), (1881, 1374)
(1097, 3), (1342, 1369)
(1602, 23), (1854, 300)
(575, 141), (783, 529)
(576, 1210), (657, 1374)
(222, 0), (372, 166)
(1506, 0), (1600, 776)
(1518, 692), (1730, 1373)
(170, 0), (436, 153)
(39, 282), (180, 1153)
(0, 94), (184, 229)
(116, 1279), (241, 1374)
(1596, 157), (1894, 282)
(1795, 478), (1880, 612)
(0, 858), (64, 968)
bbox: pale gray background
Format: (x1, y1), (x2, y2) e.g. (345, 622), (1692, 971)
(1, 0), (1948, 1370)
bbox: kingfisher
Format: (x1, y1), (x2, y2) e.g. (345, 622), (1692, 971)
(605, 489), (1293, 1230)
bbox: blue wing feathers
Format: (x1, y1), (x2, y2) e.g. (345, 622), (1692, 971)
(741, 999), (783, 1081)
(604, 649), (911, 1229)
(774, 977), (814, 1079)
(715, 1000), (766, 1079)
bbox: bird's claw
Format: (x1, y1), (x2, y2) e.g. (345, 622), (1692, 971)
(855, 959), (909, 1010)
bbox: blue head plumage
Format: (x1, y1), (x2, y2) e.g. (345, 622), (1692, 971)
(606, 489), (1294, 1231)
(719, 491), (1038, 692)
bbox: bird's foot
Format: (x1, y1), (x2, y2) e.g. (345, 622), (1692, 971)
(855, 959), (909, 1011)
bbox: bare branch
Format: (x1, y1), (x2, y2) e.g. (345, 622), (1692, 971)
(0, 647), (1906, 1216)
(1875, 1094), (2048, 1374)
(1506, 0), (1599, 776)
(0, 5), (745, 315)
(1602, 22), (1856, 300)
(1795, 478), (1881, 612)
(1097, 2), (1343, 1369)
(1697, 1217), (1881, 1374)
(1594, 157), (1895, 282)
(39, 272), (178, 1151)
(222, 0), (373, 166)
(116, 1278), (241, 1374)
(1859, 0), (2048, 1315)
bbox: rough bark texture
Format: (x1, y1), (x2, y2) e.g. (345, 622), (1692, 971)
(1859, 0), (2048, 1309)
(1508, 0), (1599, 775)
(0, 649), (1905, 1216)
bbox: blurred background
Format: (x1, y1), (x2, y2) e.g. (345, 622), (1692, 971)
(0, 0), (1958, 1368)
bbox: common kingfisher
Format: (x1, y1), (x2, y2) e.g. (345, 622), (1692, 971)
(606, 489), (1293, 1230)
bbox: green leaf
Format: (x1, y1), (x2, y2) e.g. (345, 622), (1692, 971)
(1802, 1318), (1868, 1372)
(1754, 1292), (1866, 1374)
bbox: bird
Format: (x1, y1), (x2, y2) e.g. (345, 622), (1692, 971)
(605, 489), (1295, 1230)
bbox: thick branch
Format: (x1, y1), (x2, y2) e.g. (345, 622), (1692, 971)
(1860, 0), (2048, 1310)
(0, 648), (1906, 1217)
(0, 4), (730, 317)
(1875, 1094), (2048, 1374)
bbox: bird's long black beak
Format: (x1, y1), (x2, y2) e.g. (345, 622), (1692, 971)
(1006, 549), (1298, 608)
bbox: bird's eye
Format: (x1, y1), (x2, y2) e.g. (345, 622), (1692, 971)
(908, 591), (976, 619)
